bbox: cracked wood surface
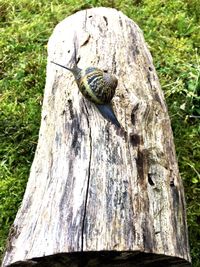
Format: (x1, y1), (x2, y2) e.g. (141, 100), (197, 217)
(2, 7), (191, 267)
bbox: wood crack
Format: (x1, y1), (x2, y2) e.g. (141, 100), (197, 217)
(81, 102), (92, 251)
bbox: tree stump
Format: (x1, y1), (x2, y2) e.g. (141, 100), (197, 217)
(2, 7), (191, 267)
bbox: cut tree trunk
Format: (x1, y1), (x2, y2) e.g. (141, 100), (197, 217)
(2, 7), (191, 267)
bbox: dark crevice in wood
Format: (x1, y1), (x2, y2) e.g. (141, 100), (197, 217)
(129, 133), (140, 146)
(71, 130), (78, 149)
(154, 93), (162, 106)
(136, 149), (145, 181)
(131, 112), (135, 125)
(103, 16), (108, 26)
(170, 180), (175, 187)
(170, 185), (182, 253)
(148, 173), (155, 186)
(67, 99), (74, 120)
(70, 117), (83, 156)
(147, 71), (153, 90)
(81, 102), (92, 251)
(77, 55), (81, 65)
(80, 35), (90, 47)
(131, 103), (139, 126)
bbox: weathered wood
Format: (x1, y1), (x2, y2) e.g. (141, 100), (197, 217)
(2, 7), (191, 267)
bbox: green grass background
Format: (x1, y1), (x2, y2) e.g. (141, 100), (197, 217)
(0, 0), (199, 265)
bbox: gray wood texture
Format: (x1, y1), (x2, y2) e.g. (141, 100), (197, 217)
(2, 7), (191, 267)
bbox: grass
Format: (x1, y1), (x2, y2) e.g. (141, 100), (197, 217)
(0, 0), (199, 265)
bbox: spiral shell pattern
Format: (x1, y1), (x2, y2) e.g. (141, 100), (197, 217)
(77, 67), (118, 105)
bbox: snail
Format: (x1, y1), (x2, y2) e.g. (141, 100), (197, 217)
(51, 49), (120, 127)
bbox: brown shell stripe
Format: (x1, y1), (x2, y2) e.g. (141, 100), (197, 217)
(79, 70), (104, 104)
